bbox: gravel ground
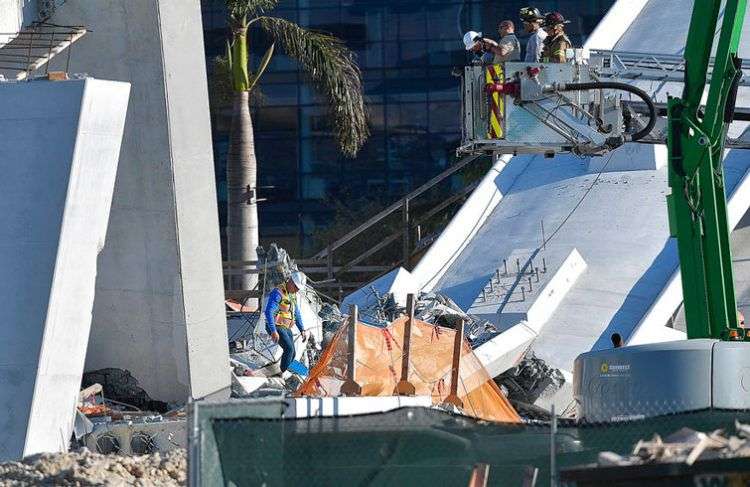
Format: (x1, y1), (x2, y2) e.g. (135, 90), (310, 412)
(0, 449), (186, 486)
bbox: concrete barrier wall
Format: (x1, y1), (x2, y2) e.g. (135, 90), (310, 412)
(0, 78), (129, 460)
(44, 0), (230, 403)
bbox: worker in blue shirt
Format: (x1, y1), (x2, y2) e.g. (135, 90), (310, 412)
(264, 271), (307, 373)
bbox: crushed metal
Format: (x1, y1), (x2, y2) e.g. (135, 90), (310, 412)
(355, 289), (499, 346)
(494, 352), (566, 407)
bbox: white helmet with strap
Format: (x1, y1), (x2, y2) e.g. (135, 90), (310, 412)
(463, 31), (482, 51)
(290, 271), (307, 292)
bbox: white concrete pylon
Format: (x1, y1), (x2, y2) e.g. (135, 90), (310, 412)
(0, 78), (130, 461)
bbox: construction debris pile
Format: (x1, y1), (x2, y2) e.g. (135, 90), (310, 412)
(354, 288), (569, 419)
(74, 379), (186, 457)
(318, 302), (345, 348)
(226, 244), (334, 398)
(82, 368), (169, 413)
(494, 353), (566, 409)
(356, 288), (500, 346)
(597, 421), (750, 467)
(0, 449), (186, 486)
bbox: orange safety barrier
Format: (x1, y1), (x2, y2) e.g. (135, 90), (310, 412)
(297, 316), (521, 424)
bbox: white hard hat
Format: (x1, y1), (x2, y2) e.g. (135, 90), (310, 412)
(290, 271), (307, 292)
(463, 31), (482, 51)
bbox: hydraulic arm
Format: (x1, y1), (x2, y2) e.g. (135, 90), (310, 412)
(667, 0), (747, 340)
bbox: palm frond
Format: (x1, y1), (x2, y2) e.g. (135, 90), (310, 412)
(256, 16), (369, 157)
(248, 43), (275, 92)
(226, 0), (278, 22)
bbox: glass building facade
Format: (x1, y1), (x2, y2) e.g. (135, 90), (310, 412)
(202, 0), (615, 255)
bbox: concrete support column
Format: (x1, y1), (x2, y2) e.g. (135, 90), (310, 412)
(47, 0), (231, 403)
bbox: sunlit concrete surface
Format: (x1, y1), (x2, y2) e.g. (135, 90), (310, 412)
(42, 0), (230, 403)
(0, 78), (129, 460)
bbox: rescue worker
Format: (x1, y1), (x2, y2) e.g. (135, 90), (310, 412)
(480, 20), (521, 63)
(519, 6), (547, 62)
(611, 333), (623, 348)
(541, 11), (572, 63)
(264, 271), (307, 373)
(463, 30), (492, 65)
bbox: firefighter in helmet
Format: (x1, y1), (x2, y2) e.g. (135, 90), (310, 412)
(519, 6), (547, 62)
(541, 12), (572, 63)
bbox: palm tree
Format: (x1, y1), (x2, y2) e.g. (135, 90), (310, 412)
(222, 0), (369, 293)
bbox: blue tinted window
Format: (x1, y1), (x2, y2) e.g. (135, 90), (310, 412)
(204, 0), (617, 251)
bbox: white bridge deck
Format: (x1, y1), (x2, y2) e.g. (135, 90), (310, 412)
(347, 0), (750, 411)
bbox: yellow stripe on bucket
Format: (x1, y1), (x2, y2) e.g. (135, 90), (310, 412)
(485, 64), (505, 139)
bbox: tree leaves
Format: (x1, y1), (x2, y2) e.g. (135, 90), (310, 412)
(256, 16), (369, 157)
(226, 0), (279, 22)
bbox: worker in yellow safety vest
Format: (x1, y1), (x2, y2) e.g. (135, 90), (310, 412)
(264, 272), (307, 373)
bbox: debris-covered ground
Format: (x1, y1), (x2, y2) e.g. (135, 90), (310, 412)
(0, 449), (186, 486)
(227, 244), (566, 421)
(598, 421), (750, 467)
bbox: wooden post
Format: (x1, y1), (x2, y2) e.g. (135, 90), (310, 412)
(394, 294), (417, 395)
(341, 305), (362, 396)
(402, 198), (410, 267)
(442, 319), (464, 409)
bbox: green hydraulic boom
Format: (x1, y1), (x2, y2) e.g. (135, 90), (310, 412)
(667, 0), (747, 340)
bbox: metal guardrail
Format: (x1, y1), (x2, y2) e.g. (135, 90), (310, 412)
(309, 154), (484, 286)
(223, 155), (486, 301)
(0, 22), (86, 80)
(592, 48), (750, 87)
(222, 259), (391, 302)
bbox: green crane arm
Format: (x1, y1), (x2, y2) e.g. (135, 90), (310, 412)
(667, 0), (747, 340)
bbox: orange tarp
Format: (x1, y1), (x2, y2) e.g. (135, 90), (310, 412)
(297, 316), (521, 423)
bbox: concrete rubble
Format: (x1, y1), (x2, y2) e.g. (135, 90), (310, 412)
(597, 421), (750, 467)
(0, 449), (186, 486)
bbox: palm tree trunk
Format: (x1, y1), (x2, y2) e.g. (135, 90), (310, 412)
(226, 90), (259, 297)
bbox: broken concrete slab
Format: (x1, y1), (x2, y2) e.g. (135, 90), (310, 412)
(343, 267), (419, 311)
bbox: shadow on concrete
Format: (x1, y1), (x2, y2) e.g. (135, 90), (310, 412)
(592, 240), (679, 351)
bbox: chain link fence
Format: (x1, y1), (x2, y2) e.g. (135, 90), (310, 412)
(188, 397), (750, 486)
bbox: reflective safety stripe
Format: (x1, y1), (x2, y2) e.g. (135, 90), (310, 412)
(485, 64), (505, 139)
(274, 284), (296, 328)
